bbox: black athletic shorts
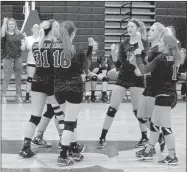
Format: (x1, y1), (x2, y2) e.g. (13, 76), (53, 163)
(116, 76), (144, 89)
(32, 74), (54, 96)
(142, 86), (156, 97)
(155, 91), (178, 109)
(55, 91), (83, 104)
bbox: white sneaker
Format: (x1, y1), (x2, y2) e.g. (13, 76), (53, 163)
(2, 97), (7, 104)
(15, 96), (23, 103)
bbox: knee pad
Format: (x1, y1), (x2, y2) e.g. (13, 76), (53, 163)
(102, 77), (108, 82)
(29, 115), (41, 126)
(133, 110), (137, 118)
(138, 117), (148, 124)
(91, 76), (98, 81)
(85, 76), (90, 82)
(107, 106), (117, 118)
(27, 77), (33, 83)
(150, 122), (159, 132)
(161, 127), (172, 136)
(53, 106), (64, 121)
(64, 121), (77, 132)
(43, 104), (54, 119)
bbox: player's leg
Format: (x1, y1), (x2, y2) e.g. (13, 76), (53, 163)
(56, 91), (83, 165)
(98, 73), (108, 103)
(130, 87), (148, 147)
(97, 85), (127, 148)
(19, 90), (47, 158)
(90, 71), (98, 102)
(84, 74), (91, 103)
(25, 64), (35, 102)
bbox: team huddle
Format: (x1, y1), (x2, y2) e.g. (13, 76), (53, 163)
(18, 18), (184, 166)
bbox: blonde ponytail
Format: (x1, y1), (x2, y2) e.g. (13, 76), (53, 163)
(60, 26), (75, 60)
(139, 21), (147, 40)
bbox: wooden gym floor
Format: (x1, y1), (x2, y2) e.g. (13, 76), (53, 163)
(1, 100), (186, 172)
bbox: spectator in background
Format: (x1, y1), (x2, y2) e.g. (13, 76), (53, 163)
(24, 24), (40, 102)
(179, 48), (187, 100)
(107, 43), (120, 81)
(1, 17), (25, 103)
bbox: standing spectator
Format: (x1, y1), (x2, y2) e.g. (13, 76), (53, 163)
(1, 17), (25, 103)
(179, 48), (187, 100)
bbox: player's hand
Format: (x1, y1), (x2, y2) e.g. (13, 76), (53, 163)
(88, 37), (94, 46)
(23, 32), (27, 38)
(3, 17), (8, 24)
(39, 28), (45, 39)
(134, 48), (142, 55)
(129, 55), (136, 66)
(111, 44), (116, 51)
(134, 67), (142, 76)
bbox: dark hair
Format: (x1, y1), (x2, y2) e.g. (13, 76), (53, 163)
(59, 20), (76, 60)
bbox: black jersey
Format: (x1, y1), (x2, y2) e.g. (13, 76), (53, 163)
(52, 41), (89, 92)
(145, 45), (161, 86)
(32, 40), (53, 76)
(87, 46), (105, 71)
(115, 38), (149, 82)
(136, 53), (177, 93)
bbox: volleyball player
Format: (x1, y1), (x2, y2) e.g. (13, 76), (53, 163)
(133, 35), (180, 165)
(84, 38), (109, 103)
(24, 24), (40, 102)
(19, 19), (65, 158)
(97, 18), (149, 148)
(53, 20), (90, 165)
(135, 23), (166, 150)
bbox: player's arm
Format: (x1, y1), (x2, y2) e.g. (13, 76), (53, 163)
(134, 49), (161, 74)
(86, 37), (94, 56)
(114, 43), (126, 69)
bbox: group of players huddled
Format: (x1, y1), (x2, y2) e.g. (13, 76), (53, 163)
(18, 18), (186, 166)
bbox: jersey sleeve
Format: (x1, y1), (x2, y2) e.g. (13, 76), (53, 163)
(115, 41), (127, 68)
(135, 53), (162, 74)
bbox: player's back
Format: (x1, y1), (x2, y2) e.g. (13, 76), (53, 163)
(51, 41), (85, 78)
(32, 40), (53, 76)
(152, 53), (177, 92)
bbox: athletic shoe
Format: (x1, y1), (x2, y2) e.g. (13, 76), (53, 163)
(97, 138), (106, 149)
(91, 95), (96, 102)
(136, 147), (156, 160)
(72, 152), (84, 161)
(136, 147), (156, 158)
(2, 96), (7, 104)
(135, 137), (149, 148)
(84, 96), (90, 103)
(31, 136), (52, 148)
(158, 155), (178, 165)
(58, 141), (62, 149)
(57, 156), (74, 166)
(99, 93), (108, 103)
(158, 133), (166, 152)
(19, 147), (37, 158)
(68, 143), (85, 156)
(15, 96), (23, 103)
